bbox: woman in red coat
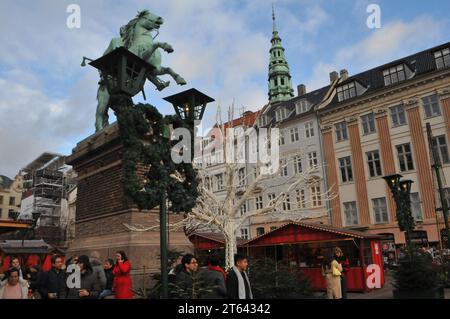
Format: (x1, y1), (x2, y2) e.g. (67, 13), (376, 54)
(113, 251), (133, 299)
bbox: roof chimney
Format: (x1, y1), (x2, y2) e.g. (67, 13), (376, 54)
(340, 69), (349, 81)
(297, 84), (306, 96)
(329, 71), (339, 83)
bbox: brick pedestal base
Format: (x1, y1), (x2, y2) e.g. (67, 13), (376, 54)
(66, 123), (193, 289)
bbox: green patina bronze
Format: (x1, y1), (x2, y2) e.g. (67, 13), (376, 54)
(268, 5), (294, 103)
(91, 10), (186, 132)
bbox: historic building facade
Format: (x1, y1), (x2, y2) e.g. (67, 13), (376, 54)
(0, 175), (22, 220)
(317, 43), (450, 247)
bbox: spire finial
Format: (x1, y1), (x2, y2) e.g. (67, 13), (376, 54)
(272, 4), (277, 33)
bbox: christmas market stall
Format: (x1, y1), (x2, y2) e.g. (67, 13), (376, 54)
(0, 239), (65, 273)
(243, 222), (385, 293)
(188, 232), (247, 263)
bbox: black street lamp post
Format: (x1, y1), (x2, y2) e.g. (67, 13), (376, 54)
(383, 174), (416, 257)
(162, 89), (214, 298)
(89, 49), (214, 299)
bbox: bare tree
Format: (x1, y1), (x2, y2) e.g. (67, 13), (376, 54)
(124, 104), (334, 269)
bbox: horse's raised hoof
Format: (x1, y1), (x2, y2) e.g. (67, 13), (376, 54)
(176, 77), (187, 85)
(163, 43), (174, 53)
(156, 81), (170, 91)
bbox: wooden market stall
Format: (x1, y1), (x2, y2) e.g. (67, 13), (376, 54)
(188, 232), (247, 264)
(243, 222), (385, 293)
(0, 239), (65, 273)
(189, 222), (385, 293)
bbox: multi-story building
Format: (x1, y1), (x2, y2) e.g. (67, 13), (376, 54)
(0, 175), (23, 220)
(19, 152), (76, 246)
(196, 110), (261, 239)
(317, 43), (450, 250)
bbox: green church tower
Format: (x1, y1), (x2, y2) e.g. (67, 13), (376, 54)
(268, 5), (294, 104)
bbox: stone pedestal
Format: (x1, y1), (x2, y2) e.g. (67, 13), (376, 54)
(66, 123), (193, 289)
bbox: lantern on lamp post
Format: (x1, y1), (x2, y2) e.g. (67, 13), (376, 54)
(383, 174), (416, 256)
(156, 89), (214, 298)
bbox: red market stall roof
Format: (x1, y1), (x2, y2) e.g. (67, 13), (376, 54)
(244, 222), (382, 247)
(189, 232), (247, 250)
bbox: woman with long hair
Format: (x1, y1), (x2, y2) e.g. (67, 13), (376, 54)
(112, 251), (133, 299)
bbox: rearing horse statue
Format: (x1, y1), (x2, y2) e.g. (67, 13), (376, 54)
(91, 10), (186, 132)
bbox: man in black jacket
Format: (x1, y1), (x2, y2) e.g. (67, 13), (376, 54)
(226, 254), (253, 299)
(39, 255), (67, 299)
(99, 259), (114, 299)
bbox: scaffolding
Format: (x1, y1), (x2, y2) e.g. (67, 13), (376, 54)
(21, 156), (71, 241)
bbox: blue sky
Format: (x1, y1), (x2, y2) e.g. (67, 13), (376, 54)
(0, 0), (449, 177)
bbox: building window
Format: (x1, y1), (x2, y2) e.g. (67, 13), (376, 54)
(279, 130), (285, 145)
(240, 228), (249, 240)
(390, 105), (407, 127)
(293, 156), (302, 174)
(305, 121), (314, 138)
(0, 208), (2, 217)
(296, 189), (306, 209)
(372, 197), (389, 224)
(290, 127), (299, 142)
(215, 173), (224, 191)
(259, 115), (268, 127)
(434, 48), (450, 70)
(396, 143), (414, 172)
(383, 64), (406, 86)
(361, 113), (376, 135)
(367, 150), (383, 177)
(308, 152), (318, 169)
(256, 227), (265, 236)
(337, 82), (357, 102)
(255, 196), (263, 210)
(344, 201), (359, 226)
(0, 196), (3, 205)
(410, 193), (423, 221)
(253, 167), (259, 179)
(238, 168), (246, 186)
(8, 197), (15, 206)
(275, 108), (287, 122)
(268, 193), (276, 205)
(311, 186), (322, 207)
(431, 135), (450, 164)
(240, 200), (248, 215)
(283, 194), (291, 211)
(296, 100), (309, 114)
(335, 122), (348, 142)
(204, 177), (211, 190)
(280, 159), (288, 177)
(422, 94), (441, 118)
(339, 156), (353, 183)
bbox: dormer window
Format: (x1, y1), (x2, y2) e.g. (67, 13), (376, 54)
(434, 48), (450, 70)
(258, 115), (268, 127)
(295, 99), (309, 114)
(275, 107), (287, 122)
(337, 82), (357, 102)
(383, 64), (410, 86)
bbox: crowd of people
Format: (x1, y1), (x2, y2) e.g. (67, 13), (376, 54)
(0, 248), (352, 300)
(0, 250), (133, 299)
(172, 253), (253, 299)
